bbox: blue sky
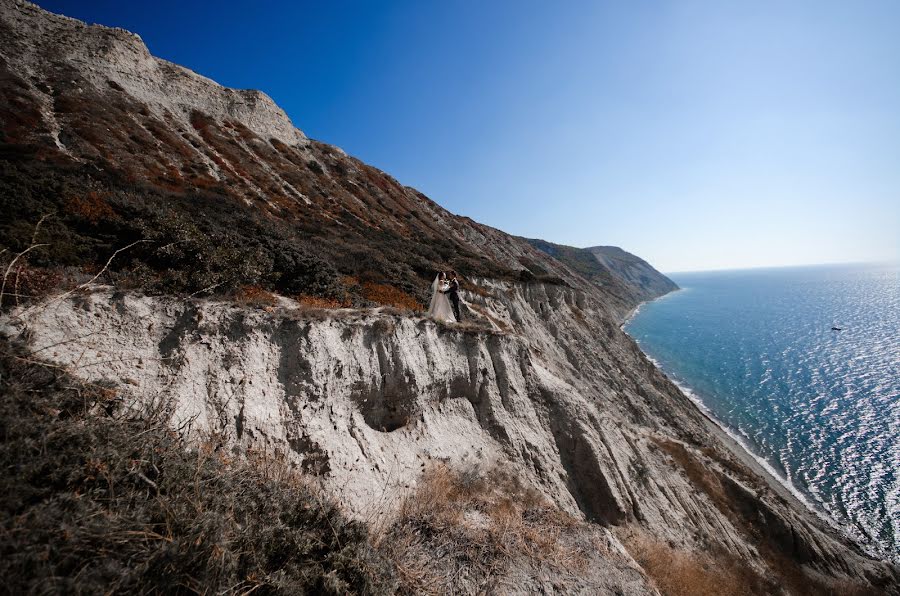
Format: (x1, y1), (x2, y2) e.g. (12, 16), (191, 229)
(37, 1), (900, 272)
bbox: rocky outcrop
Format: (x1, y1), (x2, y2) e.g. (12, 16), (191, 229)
(0, 0), (305, 146)
(1, 0), (592, 303)
(7, 280), (897, 592)
(525, 239), (677, 316)
(2, 0), (897, 592)
(586, 245), (679, 302)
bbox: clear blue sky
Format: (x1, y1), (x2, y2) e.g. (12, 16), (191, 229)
(36, 0), (900, 272)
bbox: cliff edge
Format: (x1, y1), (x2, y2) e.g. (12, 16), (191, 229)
(1, 1), (897, 593)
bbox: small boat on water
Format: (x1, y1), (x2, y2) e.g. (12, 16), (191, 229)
(831, 326), (843, 331)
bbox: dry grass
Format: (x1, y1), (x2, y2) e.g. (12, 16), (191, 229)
(460, 279), (494, 299)
(435, 318), (503, 335)
(376, 463), (590, 594)
(295, 294), (347, 309)
(281, 295), (362, 322)
(361, 281), (423, 311)
(0, 263), (64, 309)
(699, 445), (765, 492)
(624, 531), (767, 596)
(376, 305), (416, 317)
(653, 438), (880, 596)
(234, 284), (277, 308)
(0, 337), (394, 594)
(570, 304), (588, 326)
(655, 439), (733, 517)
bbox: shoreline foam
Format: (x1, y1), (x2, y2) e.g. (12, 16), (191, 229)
(622, 292), (881, 561)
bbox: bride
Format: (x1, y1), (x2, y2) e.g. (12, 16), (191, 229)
(427, 271), (455, 323)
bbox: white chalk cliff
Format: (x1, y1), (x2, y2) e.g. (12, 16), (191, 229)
(1, 0), (305, 146)
(1, 0), (897, 592)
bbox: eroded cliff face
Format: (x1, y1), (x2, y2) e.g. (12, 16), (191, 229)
(3, 1), (898, 591)
(1, 0), (305, 147)
(7, 281), (897, 592)
(0, 0), (590, 302)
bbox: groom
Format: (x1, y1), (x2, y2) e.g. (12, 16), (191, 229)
(443, 270), (462, 322)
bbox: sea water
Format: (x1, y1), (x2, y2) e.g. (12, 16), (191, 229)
(624, 262), (899, 562)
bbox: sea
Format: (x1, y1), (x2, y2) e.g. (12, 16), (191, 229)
(624, 262), (899, 562)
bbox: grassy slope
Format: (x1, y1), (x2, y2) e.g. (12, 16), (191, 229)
(0, 336), (395, 594)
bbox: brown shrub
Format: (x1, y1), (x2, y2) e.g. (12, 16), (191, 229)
(699, 445), (764, 491)
(234, 284), (277, 308)
(189, 110), (213, 132)
(0, 338), (395, 594)
(653, 438), (878, 595)
(461, 279), (494, 298)
(65, 191), (116, 223)
(570, 304), (587, 325)
(624, 531), (765, 596)
(466, 303), (510, 333)
(296, 294), (345, 309)
(1, 264), (63, 309)
(361, 281), (423, 311)
(0, 64), (45, 143)
(378, 463), (588, 594)
(370, 318), (396, 335)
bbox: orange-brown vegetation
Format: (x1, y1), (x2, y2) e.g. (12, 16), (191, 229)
(654, 438), (876, 596)
(234, 285), (277, 308)
(65, 191), (116, 223)
(377, 463), (591, 594)
(623, 530), (765, 596)
(295, 294), (346, 309)
(361, 281), (423, 311)
(0, 264), (62, 308)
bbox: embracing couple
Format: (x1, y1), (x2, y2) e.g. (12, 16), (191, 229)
(427, 270), (462, 324)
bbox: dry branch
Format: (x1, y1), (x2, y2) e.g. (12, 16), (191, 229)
(0, 243), (49, 307)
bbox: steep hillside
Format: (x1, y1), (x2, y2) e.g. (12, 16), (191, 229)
(8, 282), (897, 594)
(527, 239), (678, 309)
(1, 1), (897, 594)
(587, 246), (679, 302)
(0, 0), (582, 308)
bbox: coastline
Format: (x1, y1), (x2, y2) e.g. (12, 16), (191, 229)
(621, 291), (873, 559)
(619, 287), (682, 328)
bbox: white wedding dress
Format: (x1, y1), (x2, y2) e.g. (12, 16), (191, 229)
(427, 276), (455, 323)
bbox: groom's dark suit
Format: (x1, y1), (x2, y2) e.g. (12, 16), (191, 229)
(444, 278), (462, 321)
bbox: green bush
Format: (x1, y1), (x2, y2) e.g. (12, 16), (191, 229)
(258, 235), (341, 298)
(127, 205), (274, 294)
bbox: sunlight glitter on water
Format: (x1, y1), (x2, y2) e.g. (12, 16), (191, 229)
(625, 263), (900, 562)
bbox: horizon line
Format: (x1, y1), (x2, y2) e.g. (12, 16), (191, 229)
(664, 259), (899, 276)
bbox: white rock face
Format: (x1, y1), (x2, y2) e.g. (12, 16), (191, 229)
(2, 0), (897, 589)
(1, 0), (306, 146)
(7, 281), (896, 589)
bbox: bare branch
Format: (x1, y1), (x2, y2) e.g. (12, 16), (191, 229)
(19, 240), (150, 318)
(188, 280), (227, 298)
(14, 263), (22, 308)
(26, 331), (102, 357)
(1, 243), (50, 308)
(77, 239), (150, 290)
(30, 213), (53, 245)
